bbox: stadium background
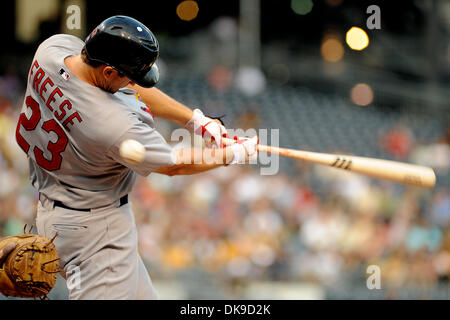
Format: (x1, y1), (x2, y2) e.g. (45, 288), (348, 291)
(0, 0), (448, 299)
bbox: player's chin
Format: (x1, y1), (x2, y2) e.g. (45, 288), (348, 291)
(102, 85), (120, 94)
(102, 80), (132, 94)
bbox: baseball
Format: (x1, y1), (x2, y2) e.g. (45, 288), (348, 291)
(119, 139), (146, 164)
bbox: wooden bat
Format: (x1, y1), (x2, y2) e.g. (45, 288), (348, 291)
(222, 137), (436, 188)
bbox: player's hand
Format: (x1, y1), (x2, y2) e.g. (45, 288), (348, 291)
(227, 136), (259, 164)
(186, 109), (228, 148)
(0, 242), (16, 265)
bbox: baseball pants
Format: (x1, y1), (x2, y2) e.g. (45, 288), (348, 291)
(36, 194), (158, 300)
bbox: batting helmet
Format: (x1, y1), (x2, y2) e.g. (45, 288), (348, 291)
(84, 15), (159, 88)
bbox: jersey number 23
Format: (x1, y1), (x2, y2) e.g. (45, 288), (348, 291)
(16, 95), (68, 171)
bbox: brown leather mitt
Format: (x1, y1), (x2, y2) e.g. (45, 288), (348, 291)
(0, 233), (59, 299)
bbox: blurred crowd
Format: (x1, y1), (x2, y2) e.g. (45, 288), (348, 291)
(0, 68), (449, 299)
(131, 161), (449, 298)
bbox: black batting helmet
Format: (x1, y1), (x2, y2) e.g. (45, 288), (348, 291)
(84, 15), (159, 88)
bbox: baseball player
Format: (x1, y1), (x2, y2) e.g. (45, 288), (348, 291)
(10, 15), (258, 299)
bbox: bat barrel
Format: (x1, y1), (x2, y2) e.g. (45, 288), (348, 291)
(223, 138), (436, 188)
(334, 155), (436, 188)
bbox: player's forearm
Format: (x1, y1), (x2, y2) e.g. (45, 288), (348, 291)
(159, 162), (223, 176)
(155, 148), (234, 176)
(127, 84), (193, 126)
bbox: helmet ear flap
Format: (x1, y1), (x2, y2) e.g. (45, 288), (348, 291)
(145, 64), (159, 88)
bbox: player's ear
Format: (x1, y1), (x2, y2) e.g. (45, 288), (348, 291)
(103, 66), (114, 80)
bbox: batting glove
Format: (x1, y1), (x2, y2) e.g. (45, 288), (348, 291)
(227, 136), (259, 164)
(186, 109), (228, 148)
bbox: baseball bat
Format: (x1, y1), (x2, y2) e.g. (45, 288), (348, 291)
(222, 138), (436, 188)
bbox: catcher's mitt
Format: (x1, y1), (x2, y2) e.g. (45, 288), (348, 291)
(0, 230), (59, 299)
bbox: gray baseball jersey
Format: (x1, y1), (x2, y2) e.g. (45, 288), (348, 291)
(16, 34), (175, 209)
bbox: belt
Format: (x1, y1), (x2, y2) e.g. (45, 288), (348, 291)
(53, 195), (129, 212)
